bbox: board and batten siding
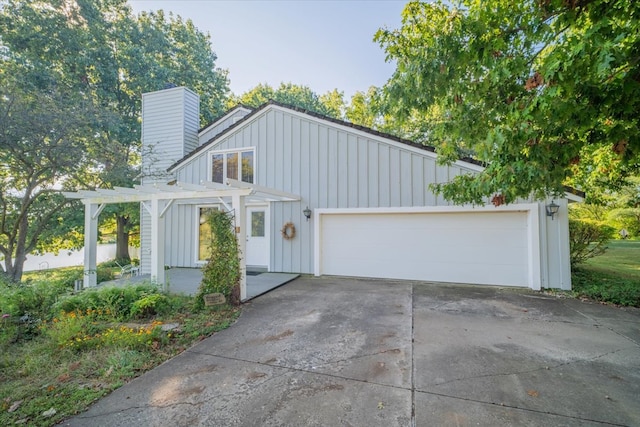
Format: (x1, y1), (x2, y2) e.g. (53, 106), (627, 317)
(170, 105), (480, 273)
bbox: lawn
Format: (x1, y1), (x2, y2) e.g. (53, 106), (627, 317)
(580, 240), (640, 280)
(0, 268), (240, 426)
(571, 240), (640, 307)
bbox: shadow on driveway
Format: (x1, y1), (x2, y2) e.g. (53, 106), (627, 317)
(59, 277), (640, 426)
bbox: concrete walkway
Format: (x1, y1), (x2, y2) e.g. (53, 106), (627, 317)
(60, 277), (640, 426)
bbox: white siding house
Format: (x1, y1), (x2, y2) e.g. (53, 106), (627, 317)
(136, 86), (577, 291)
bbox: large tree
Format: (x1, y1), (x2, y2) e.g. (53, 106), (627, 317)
(230, 83), (343, 119)
(375, 0), (640, 205)
(0, 0), (229, 279)
(0, 74), (94, 281)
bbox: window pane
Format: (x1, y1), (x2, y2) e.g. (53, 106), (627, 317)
(198, 207), (218, 261)
(251, 211), (265, 237)
(241, 151), (254, 183)
(211, 154), (223, 183)
(227, 152), (238, 180)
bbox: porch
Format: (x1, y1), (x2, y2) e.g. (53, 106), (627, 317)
(63, 179), (300, 301)
(99, 268), (300, 301)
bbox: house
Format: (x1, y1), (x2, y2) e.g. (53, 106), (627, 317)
(68, 86), (582, 299)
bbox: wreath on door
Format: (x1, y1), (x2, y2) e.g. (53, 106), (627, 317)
(281, 221), (296, 240)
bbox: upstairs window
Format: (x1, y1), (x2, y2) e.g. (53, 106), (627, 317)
(210, 149), (254, 184)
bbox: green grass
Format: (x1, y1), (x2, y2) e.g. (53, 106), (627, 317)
(571, 240), (640, 307)
(581, 240), (640, 280)
(0, 278), (240, 427)
(22, 264), (118, 286)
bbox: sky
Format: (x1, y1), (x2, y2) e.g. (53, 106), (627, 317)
(128, 0), (408, 99)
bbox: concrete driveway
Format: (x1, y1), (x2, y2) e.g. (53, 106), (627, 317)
(60, 277), (640, 426)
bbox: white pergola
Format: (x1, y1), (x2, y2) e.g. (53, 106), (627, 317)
(64, 179), (300, 300)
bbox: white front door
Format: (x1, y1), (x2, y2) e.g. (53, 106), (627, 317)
(245, 206), (269, 267)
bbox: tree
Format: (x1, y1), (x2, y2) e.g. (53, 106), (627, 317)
(345, 86), (382, 129)
(0, 0), (229, 279)
(607, 176), (640, 237)
(231, 83), (343, 118)
(0, 75), (95, 281)
(91, 8), (229, 261)
(319, 89), (346, 119)
(375, 0), (640, 205)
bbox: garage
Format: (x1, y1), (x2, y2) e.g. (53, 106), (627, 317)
(317, 208), (537, 287)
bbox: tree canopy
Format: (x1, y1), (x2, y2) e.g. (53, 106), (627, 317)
(375, 0), (640, 205)
(0, 0), (229, 280)
(229, 83), (344, 118)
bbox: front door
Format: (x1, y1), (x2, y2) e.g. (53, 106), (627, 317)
(246, 206), (269, 267)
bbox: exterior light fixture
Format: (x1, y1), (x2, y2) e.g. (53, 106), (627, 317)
(546, 201), (560, 220)
(303, 206), (312, 221)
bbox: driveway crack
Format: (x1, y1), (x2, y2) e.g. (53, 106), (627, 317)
(185, 349), (412, 392)
(424, 347), (633, 388)
(411, 284), (416, 427)
(306, 347), (404, 368)
(560, 301), (640, 346)
(414, 389), (630, 427)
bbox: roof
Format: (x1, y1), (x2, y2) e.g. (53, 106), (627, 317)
(198, 104), (254, 134)
(168, 100), (585, 200)
(167, 100), (484, 172)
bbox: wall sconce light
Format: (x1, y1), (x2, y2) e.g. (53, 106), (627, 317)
(546, 201), (560, 220)
(303, 206), (312, 221)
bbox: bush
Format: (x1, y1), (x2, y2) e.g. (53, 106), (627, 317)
(0, 279), (70, 320)
(0, 278), (72, 346)
(197, 210), (241, 308)
(131, 294), (171, 318)
(54, 284), (162, 321)
(569, 219), (615, 266)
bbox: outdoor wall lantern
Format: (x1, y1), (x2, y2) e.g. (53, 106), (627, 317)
(546, 201), (560, 220)
(303, 206), (312, 221)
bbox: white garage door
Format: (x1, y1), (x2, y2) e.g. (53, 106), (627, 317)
(320, 211), (530, 287)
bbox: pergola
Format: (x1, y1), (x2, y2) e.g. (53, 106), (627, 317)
(64, 179), (300, 300)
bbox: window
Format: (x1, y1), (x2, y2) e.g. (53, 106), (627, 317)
(198, 206), (219, 262)
(210, 149), (254, 184)
(251, 211), (265, 237)
(227, 152), (238, 180)
(211, 154), (223, 183)
(241, 151), (254, 183)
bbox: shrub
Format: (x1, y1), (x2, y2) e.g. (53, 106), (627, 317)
(0, 274), (75, 345)
(53, 284), (162, 321)
(0, 279), (70, 320)
(569, 219), (615, 266)
(197, 210), (241, 308)
(131, 294), (171, 318)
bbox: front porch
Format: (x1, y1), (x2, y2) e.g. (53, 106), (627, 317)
(64, 179), (300, 301)
(100, 268), (300, 301)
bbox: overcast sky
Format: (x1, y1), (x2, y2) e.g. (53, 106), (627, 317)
(128, 0), (408, 99)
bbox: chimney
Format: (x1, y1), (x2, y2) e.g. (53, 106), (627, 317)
(141, 86), (199, 184)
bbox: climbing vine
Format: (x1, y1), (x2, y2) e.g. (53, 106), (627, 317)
(196, 210), (241, 308)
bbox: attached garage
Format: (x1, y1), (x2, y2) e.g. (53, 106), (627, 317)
(315, 206), (542, 289)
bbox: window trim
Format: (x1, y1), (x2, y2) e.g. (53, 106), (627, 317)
(208, 147), (256, 184)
